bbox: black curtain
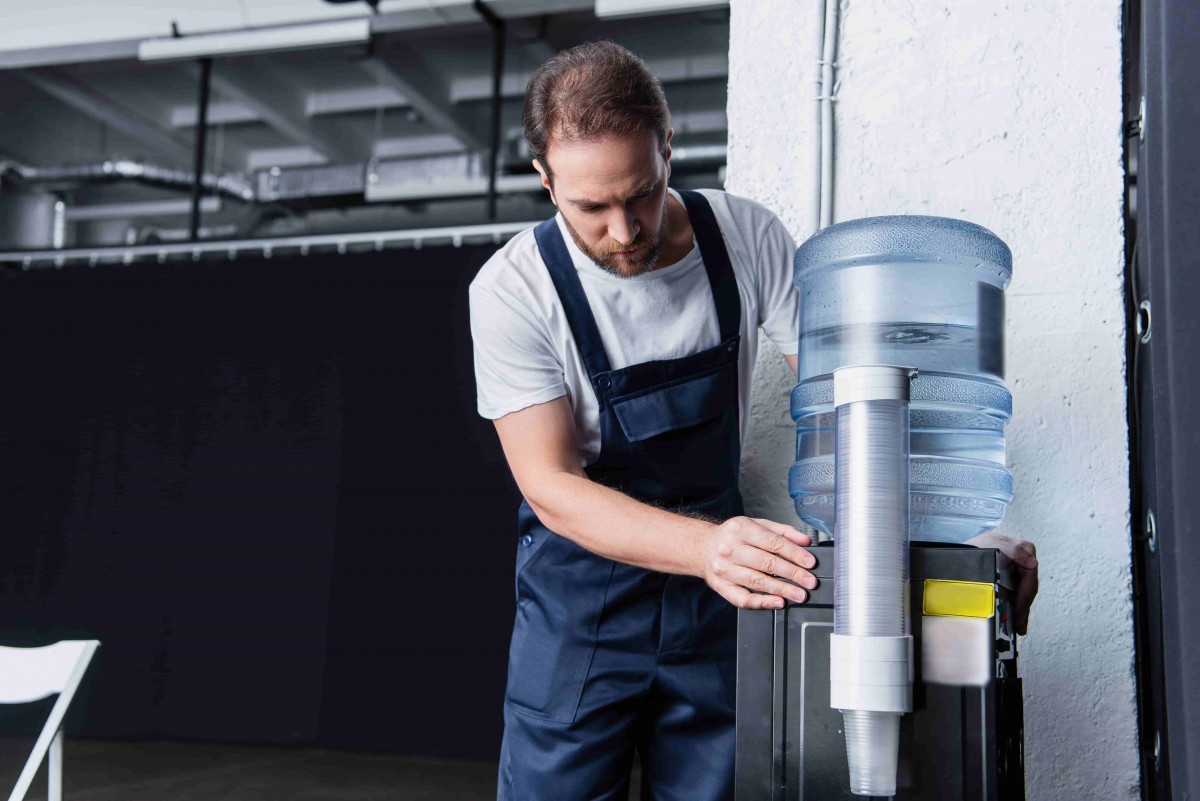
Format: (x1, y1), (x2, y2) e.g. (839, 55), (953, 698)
(0, 245), (520, 759)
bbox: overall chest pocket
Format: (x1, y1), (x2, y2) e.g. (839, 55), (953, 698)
(609, 365), (737, 443)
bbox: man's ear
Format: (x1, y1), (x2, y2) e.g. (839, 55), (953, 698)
(663, 128), (674, 180)
(532, 159), (556, 206)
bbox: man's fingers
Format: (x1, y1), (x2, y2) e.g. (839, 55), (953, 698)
(724, 565), (809, 605)
(1004, 537), (1039, 570)
(750, 517), (813, 546)
(740, 520), (817, 571)
(1015, 566), (1039, 636)
(966, 532), (1039, 571)
(1003, 538), (1038, 570)
(706, 518), (820, 608)
(731, 543), (819, 590)
(713, 578), (786, 610)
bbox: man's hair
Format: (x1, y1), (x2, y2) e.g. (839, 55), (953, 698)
(522, 40), (670, 179)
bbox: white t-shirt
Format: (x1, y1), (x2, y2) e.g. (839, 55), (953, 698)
(469, 188), (799, 466)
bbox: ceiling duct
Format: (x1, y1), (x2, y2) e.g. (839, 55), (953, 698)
(367, 152), (487, 202)
(258, 163), (368, 202)
(0, 160), (254, 202)
(3, 145), (726, 215)
(594, 0), (728, 18)
(259, 145), (727, 204)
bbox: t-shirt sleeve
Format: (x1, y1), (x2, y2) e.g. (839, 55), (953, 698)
(469, 277), (568, 420)
(756, 213), (800, 355)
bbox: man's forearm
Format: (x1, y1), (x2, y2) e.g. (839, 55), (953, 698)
(526, 471), (715, 576)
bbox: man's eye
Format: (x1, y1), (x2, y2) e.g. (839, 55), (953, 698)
(580, 206), (602, 214)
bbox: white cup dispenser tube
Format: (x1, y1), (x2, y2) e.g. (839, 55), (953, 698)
(829, 365), (915, 797)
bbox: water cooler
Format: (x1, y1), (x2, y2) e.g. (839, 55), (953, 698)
(735, 217), (1025, 800)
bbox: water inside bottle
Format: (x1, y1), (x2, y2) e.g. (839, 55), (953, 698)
(791, 323), (1011, 542)
(798, 322), (1001, 381)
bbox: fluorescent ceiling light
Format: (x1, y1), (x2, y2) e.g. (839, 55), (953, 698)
(138, 19), (370, 62)
(594, 0), (727, 18)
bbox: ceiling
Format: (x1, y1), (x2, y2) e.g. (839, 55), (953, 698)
(0, 2), (730, 248)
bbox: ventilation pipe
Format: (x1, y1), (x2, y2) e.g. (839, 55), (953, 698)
(0, 160), (254, 202)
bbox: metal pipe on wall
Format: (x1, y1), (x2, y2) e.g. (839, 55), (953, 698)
(818, 0), (839, 230)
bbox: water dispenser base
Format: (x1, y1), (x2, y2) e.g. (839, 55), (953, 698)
(734, 543), (1025, 801)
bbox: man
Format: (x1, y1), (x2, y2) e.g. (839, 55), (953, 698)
(469, 40), (1037, 801)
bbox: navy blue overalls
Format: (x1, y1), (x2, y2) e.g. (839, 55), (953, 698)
(498, 190), (744, 801)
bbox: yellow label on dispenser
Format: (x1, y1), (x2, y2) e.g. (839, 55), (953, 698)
(922, 580), (995, 618)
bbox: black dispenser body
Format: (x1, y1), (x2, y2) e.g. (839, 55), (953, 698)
(734, 543), (1025, 801)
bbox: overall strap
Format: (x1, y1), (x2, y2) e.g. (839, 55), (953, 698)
(676, 189), (742, 342)
(533, 217), (613, 378)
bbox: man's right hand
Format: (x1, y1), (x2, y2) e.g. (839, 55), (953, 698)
(696, 517), (819, 609)
(494, 398), (822, 595)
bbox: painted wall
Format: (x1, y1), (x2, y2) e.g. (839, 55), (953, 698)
(727, 1), (1139, 798)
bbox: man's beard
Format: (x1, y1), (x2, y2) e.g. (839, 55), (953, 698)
(561, 198), (669, 278)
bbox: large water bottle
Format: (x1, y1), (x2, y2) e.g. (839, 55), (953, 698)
(788, 216), (1013, 543)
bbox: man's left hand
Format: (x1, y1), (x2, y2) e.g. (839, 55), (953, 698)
(963, 532), (1038, 636)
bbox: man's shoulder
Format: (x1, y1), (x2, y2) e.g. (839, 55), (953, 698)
(692, 188), (784, 229)
(470, 225), (548, 297)
(687, 189), (791, 277)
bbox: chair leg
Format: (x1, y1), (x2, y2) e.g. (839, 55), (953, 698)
(48, 729), (62, 801)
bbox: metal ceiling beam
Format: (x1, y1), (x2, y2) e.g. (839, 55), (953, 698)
(508, 18), (556, 63)
(199, 62), (361, 165)
(170, 100), (261, 128)
(245, 146), (329, 171)
(0, 39), (140, 70)
(17, 68), (193, 164)
(305, 85), (408, 117)
(358, 56), (486, 152)
(368, 0), (591, 34)
(0, 139), (36, 165)
(449, 52), (729, 103)
(137, 19), (370, 62)
(0, 0), (591, 70)
(372, 134), (465, 160)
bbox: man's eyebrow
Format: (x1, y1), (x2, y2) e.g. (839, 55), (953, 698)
(567, 179), (660, 209)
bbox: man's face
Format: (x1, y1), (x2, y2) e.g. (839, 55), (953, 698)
(534, 130), (673, 278)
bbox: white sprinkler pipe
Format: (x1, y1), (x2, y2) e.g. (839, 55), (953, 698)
(818, 0), (839, 230)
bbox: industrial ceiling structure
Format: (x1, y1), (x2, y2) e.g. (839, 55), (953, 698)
(0, 1), (730, 251)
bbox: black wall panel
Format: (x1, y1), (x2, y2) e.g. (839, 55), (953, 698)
(0, 244), (520, 759)
(1132, 0), (1200, 796)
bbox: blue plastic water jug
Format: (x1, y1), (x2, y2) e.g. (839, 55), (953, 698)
(788, 216), (1014, 543)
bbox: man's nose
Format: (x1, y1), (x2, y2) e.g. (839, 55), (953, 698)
(608, 212), (640, 247)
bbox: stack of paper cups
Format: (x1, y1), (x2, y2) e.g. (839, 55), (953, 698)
(831, 365), (915, 797)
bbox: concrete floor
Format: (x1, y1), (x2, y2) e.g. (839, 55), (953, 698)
(0, 738), (500, 801)
(0, 738), (647, 800)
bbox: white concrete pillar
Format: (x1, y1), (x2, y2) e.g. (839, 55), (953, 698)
(728, 1), (1139, 798)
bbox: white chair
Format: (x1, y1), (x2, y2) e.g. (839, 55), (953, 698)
(0, 641), (100, 801)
